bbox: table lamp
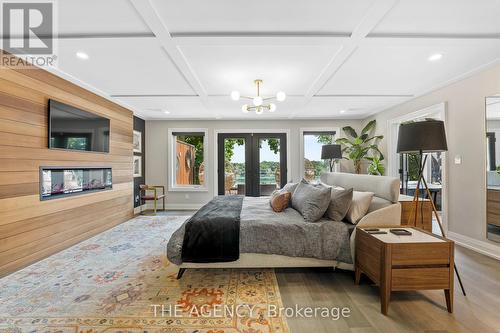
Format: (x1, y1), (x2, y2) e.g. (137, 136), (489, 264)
(321, 144), (342, 172)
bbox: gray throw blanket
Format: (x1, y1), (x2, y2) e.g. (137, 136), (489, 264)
(167, 196), (353, 265)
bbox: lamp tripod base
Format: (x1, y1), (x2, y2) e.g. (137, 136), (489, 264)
(409, 154), (466, 297)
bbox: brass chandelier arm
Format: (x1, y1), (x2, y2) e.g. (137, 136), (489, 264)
(246, 104), (271, 111)
(240, 95), (277, 101)
(234, 79), (284, 113)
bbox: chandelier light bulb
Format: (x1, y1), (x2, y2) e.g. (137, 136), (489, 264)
(253, 96), (263, 106)
(276, 91), (286, 102)
(242, 104), (249, 113)
(230, 90), (240, 101)
(269, 103), (276, 112)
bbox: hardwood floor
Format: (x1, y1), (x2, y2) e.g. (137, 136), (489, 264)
(276, 246), (500, 333)
(158, 210), (500, 332)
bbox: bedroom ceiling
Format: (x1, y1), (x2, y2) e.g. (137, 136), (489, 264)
(51, 0), (500, 120)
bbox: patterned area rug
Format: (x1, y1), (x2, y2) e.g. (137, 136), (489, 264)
(0, 215), (289, 333)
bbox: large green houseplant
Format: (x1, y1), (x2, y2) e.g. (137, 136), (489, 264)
(335, 120), (384, 174)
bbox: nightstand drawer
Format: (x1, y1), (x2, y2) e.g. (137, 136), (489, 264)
(391, 243), (450, 266)
(392, 267), (450, 290)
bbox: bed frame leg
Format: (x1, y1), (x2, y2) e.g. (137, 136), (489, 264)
(177, 268), (186, 279)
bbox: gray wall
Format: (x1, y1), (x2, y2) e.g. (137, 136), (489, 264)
(363, 62), (500, 247)
(145, 119), (362, 209)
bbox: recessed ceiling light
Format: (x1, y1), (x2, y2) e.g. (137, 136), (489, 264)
(339, 109), (346, 114)
(76, 51), (89, 60)
(163, 110), (170, 114)
(428, 53), (443, 62)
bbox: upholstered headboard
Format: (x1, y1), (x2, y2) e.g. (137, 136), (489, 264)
(320, 172), (400, 203)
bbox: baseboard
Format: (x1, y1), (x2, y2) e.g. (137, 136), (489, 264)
(142, 203), (203, 211)
(447, 231), (500, 261)
(165, 203), (203, 210)
(133, 204), (146, 215)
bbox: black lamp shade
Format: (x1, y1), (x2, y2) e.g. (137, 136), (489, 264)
(397, 119), (448, 153)
(321, 144), (342, 159)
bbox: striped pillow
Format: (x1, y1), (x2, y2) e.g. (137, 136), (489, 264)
(270, 190), (291, 212)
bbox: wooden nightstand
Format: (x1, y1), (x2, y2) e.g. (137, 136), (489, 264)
(355, 227), (454, 315)
(399, 194), (433, 232)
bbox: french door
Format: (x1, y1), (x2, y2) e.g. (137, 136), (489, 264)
(217, 133), (287, 196)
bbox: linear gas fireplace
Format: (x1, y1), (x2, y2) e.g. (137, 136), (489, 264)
(40, 167), (112, 200)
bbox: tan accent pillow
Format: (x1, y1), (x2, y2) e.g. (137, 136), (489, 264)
(270, 190), (291, 212)
(345, 191), (374, 224)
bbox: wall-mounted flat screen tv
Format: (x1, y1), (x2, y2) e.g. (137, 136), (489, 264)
(49, 99), (110, 153)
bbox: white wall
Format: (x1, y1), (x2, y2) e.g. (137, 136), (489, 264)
(146, 119), (362, 209)
(363, 63), (500, 249)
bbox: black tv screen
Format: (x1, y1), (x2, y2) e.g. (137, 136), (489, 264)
(49, 99), (110, 153)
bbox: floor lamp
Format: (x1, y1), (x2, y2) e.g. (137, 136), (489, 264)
(321, 144), (342, 172)
(397, 119), (466, 296)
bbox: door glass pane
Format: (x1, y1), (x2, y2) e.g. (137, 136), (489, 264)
(400, 153), (421, 195)
(259, 138), (280, 196)
(224, 138), (245, 195)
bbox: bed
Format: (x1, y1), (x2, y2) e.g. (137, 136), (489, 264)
(166, 172), (401, 278)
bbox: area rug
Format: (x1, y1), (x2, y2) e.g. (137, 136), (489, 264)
(0, 215), (289, 333)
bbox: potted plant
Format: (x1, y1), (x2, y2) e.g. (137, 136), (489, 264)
(367, 156), (386, 175)
(335, 120), (384, 174)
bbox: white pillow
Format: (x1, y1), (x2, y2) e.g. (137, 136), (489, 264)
(345, 191), (374, 224)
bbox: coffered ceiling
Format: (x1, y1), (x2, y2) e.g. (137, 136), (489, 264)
(51, 0), (500, 120)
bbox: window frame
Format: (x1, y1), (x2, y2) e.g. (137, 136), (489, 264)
(168, 128), (209, 192)
(299, 128), (340, 181)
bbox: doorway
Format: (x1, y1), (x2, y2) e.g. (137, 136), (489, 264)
(388, 103), (447, 231)
(217, 133), (287, 196)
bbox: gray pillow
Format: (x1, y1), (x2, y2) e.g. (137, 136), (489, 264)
(282, 182), (299, 195)
(345, 191), (374, 224)
(281, 182), (299, 207)
(326, 187), (353, 221)
(291, 181), (332, 222)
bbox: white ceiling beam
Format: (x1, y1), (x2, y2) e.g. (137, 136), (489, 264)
(173, 35), (350, 47)
(129, 0), (208, 101)
(304, 0), (400, 100)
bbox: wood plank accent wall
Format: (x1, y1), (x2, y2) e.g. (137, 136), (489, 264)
(0, 53), (134, 277)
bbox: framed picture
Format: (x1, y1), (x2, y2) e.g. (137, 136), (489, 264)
(133, 130), (142, 153)
(133, 155), (142, 178)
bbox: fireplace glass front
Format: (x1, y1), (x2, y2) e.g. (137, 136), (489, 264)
(40, 167), (112, 200)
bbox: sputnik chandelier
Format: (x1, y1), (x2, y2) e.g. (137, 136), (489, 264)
(230, 79), (286, 114)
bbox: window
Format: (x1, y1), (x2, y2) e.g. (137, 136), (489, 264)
(169, 129), (208, 191)
(301, 130), (337, 182)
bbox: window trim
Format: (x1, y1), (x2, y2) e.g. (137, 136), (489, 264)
(299, 127), (340, 181)
(168, 128), (209, 192)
